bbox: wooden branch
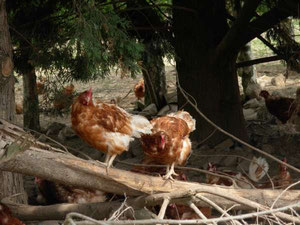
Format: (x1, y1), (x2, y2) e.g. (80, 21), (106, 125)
(215, 0), (262, 61)
(236, 55), (282, 68)
(241, 7), (290, 47)
(1, 119), (300, 223)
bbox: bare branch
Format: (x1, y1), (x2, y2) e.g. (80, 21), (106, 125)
(157, 198), (170, 219)
(216, 0), (262, 61)
(236, 55), (282, 68)
(64, 202), (300, 224)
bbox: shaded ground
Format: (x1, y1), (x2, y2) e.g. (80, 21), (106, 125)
(16, 60), (300, 209)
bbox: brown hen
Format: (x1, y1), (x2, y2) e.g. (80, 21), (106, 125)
(71, 88), (152, 172)
(35, 177), (106, 204)
(259, 90), (296, 124)
(134, 78), (145, 100)
(260, 158), (293, 189)
(141, 110), (195, 180)
(206, 156), (269, 188)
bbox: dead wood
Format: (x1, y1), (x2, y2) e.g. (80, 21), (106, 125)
(0, 118), (300, 223)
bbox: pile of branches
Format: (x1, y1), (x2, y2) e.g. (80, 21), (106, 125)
(0, 119), (300, 225)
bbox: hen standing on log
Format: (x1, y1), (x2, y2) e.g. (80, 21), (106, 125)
(141, 110), (196, 180)
(71, 88), (152, 172)
(259, 90), (296, 124)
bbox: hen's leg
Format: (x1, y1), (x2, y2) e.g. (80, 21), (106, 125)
(105, 154), (117, 174)
(104, 153), (111, 165)
(107, 154), (117, 169)
(163, 162), (178, 180)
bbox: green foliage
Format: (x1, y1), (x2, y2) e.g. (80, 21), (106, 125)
(69, 1), (144, 80)
(8, 0), (145, 83)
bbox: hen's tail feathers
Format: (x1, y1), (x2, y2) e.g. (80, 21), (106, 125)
(248, 156), (269, 182)
(168, 110), (196, 132)
(130, 115), (153, 138)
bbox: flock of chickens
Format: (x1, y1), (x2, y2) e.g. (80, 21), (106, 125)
(5, 78), (297, 224)
(71, 88), (195, 179)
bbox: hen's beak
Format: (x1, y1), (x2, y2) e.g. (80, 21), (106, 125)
(87, 87), (92, 99)
(87, 88), (92, 97)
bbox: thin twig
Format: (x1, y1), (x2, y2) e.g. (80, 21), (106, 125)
(195, 195), (243, 225)
(271, 180), (300, 209)
(157, 198), (170, 219)
(188, 201), (215, 225)
(64, 202), (300, 224)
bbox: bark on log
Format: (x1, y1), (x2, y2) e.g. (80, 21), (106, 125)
(0, 119), (300, 222)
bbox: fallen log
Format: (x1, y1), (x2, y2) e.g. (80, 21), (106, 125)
(0, 119), (300, 223)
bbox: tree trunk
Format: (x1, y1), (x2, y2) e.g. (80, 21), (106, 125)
(123, 0), (167, 109)
(0, 0), (27, 204)
(173, 0), (248, 145)
(142, 41), (167, 109)
(238, 42), (258, 92)
(233, 0), (259, 96)
(23, 62), (40, 131)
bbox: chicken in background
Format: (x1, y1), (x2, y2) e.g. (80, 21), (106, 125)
(71, 88), (152, 172)
(15, 102), (23, 115)
(274, 158), (293, 188)
(36, 76), (47, 95)
(35, 177), (106, 204)
(134, 78), (145, 101)
(260, 158), (293, 189)
(206, 156), (269, 188)
(0, 203), (25, 225)
(140, 110), (196, 180)
(259, 90), (296, 124)
(53, 83), (75, 111)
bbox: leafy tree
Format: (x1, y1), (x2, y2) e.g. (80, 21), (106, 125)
(7, 0), (144, 130)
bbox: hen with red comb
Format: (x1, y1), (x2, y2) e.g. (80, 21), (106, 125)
(71, 88), (152, 172)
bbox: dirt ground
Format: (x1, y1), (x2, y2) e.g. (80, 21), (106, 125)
(15, 60), (300, 199)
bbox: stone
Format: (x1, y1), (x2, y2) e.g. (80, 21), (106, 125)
(243, 108), (257, 121)
(244, 83), (262, 100)
(214, 139), (234, 151)
(243, 98), (264, 109)
(46, 122), (66, 136)
(58, 126), (77, 141)
(157, 104), (178, 116)
(271, 74), (286, 86)
(139, 103), (157, 117)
